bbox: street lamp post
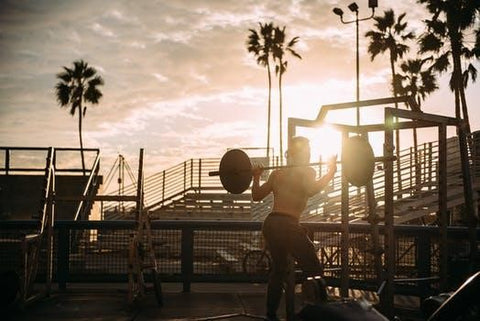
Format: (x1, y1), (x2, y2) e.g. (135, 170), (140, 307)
(333, 1), (377, 126)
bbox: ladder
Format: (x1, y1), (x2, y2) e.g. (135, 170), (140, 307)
(127, 208), (163, 306)
(127, 148), (163, 306)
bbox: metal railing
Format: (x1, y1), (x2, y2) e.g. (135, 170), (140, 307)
(0, 219), (478, 298)
(0, 147), (100, 175)
(100, 131), (480, 223)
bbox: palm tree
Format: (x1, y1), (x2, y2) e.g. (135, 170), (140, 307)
(271, 26), (301, 164)
(55, 59), (104, 175)
(418, 0), (480, 134)
(247, 22), (275, 159)
(394, 58), (438, 192)
(418, 0), (479, 268)
(365, 9), (415, 192)
(394, 58), (438, 108)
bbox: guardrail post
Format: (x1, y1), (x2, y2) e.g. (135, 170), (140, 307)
(438, 125), (448, 291)
(162, 170), (166, 201)
(416, 233), (431, 298)
(57, 225), (70, 290)
(183, 162), (187, 192)
(5, 148), (10, 175)
(382, 109), (395, 319)
(340, 131), (350, 298)
(181, 227), (194, 292)
(198, 159), (202, 191)
(190, 159), (193, 189)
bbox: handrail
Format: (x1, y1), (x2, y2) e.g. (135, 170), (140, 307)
(1, 146), (100, 174)
(73, 152), (101, 221)
(39, 147), (55, 234)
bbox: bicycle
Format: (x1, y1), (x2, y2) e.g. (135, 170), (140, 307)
(242, 248), (272, 276)
(241, 240), (323, 276)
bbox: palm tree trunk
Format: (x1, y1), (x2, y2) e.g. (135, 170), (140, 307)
(390, 56), (402, 194)
(278, 62), (284, 166)
(78, 106), (86, 176)
(451, 38), (477, 265)
(267, 62), (272, 160)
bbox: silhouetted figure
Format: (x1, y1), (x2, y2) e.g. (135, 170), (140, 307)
(252, 136), (336, 320)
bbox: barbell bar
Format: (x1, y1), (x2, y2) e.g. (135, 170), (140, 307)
(208, 136), (394, 194)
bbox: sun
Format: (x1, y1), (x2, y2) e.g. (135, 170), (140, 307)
(301, 124), (342, 164)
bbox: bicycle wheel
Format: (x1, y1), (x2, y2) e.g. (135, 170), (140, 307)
(242, 250), (271, 275)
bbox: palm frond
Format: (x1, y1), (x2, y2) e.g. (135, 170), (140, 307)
(55, 83), (70, 106)
(418, 33), (443, 53)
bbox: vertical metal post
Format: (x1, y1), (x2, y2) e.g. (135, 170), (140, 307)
(5, 148), (10, 175)
(198, 159), (202, 191)
(190, 159), (194, 189)
(383, 110), (395, 318)
(355, 11), (360, 126)
(46, 167), (55, 294)
(57, 225), (70, 291)
(340, 131), (350, 298)
(183, 162), (187, 192)
(417, 233), (431, 298)
(162, 170), (166, 201)
(136, 149), (144, 222)
(181, 227), (194, 292)
(438, 125), (448, 291)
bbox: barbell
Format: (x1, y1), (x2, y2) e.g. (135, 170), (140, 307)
(209, 136), (386, 194)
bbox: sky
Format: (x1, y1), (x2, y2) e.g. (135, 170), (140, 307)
(1, 0), (479, 179)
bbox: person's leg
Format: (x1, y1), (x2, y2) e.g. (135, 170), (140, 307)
(290, 224), (323, 277)
(289, 224), (327, 303)
(262, 216), (289, 319)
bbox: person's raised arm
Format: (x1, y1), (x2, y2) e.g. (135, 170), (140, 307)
(307, 155), (337, 197)
(251, 165), (273, 201)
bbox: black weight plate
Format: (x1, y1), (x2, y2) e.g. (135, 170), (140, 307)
(219, 149), (252, 194)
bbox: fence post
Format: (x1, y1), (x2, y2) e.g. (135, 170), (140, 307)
(181, 227), (194, 292)
(162, 170), (166, 202)
(183, 162), (187, 192)
(340, 131), (350, 298)
(198, 159), (202, 191)
(382, 109), (395, 319)
(438, 125), (448, 291)
(57, 225), (70, 291)
(5, 148), (10, 175)
(190, 159), (193, 189)
(416, 233), (431, 298)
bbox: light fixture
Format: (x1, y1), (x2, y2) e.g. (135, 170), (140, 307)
(348, 2), (359, 13)
(333, 7), (344, 17)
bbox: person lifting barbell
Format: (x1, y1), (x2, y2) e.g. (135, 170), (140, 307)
(252, 136), (336, 320)
(209, 135), (384, 320)
(209, 135), (377, 194)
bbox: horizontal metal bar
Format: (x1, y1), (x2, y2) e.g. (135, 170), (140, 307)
(0, 146), (99, 152)
(55, 195), (138, 202)
(2, 219), (479, 236)
(386, 108), (459, 125)
(317, 96), (413, 121)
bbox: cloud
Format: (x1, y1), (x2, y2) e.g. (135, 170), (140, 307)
(1, 0), (479, 175)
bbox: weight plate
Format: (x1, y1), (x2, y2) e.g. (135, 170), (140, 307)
(342, 136), (375, 187)
(219, 149), (253, 194)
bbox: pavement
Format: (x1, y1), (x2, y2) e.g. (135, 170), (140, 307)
(3, 283), (424, 321)
(4, 283), (295, 321)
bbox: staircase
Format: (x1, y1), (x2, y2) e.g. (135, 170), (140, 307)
(103, 132), (480, 224)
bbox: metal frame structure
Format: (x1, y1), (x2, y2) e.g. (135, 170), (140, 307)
(287, 96), (478, 318)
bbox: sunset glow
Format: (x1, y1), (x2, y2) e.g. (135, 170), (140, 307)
(0, 1), (478, 174)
